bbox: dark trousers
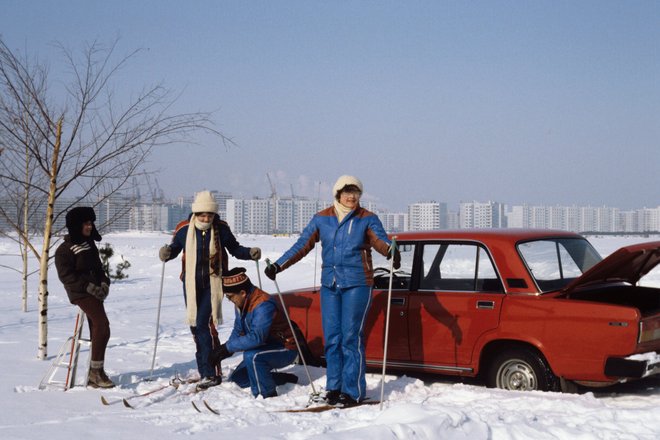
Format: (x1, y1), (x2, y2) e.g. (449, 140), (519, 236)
(185, 286), (222, 378)
(72, 296), (110, 362)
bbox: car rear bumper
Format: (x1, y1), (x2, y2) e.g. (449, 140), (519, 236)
(604, 351), (660, 378)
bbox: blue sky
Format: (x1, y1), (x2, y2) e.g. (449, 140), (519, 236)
(2, 1), (659, 211)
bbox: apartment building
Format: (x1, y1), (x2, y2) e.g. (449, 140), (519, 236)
(3, 192), (659, 235)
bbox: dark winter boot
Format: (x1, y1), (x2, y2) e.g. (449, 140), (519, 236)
(336, 393), (358, 407)
(87, 361), (115, 388)
(324, 389), (340, 406)
(273, 372), (299, 385)
(196, 376), (222, 391)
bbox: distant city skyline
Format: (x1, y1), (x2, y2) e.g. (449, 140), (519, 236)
(148, 187), (660, 214)
(3, 192), (658, 236)
(2, 1), (659, 212)
(115, 188), (660, 233)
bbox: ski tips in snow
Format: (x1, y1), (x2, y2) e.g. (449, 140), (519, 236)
(203, 400), (220, 415)
(190, 400), (220, 414)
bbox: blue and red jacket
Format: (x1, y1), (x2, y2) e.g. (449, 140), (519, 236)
(275, 206), (391, 288)
(226, 287), (296, 353)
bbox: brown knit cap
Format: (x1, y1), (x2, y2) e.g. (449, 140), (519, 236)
(222, 267), (252, 293)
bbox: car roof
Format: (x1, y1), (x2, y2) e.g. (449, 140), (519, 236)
(386, 229), (587, 295)
(389, 229), (582, 244)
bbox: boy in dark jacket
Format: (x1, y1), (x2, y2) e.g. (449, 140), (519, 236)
(55, 206), (114, 388)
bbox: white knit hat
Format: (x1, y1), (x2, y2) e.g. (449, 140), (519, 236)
(332, 175), (363, 198)
(191, 190), (218, 213)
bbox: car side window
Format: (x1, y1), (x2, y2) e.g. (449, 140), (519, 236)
(420, 242), (502, 292)
(518, 238), (599, 292)
(372, 242), (414, 290)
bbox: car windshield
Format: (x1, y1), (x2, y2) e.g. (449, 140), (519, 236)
(518, 238), (602, 293)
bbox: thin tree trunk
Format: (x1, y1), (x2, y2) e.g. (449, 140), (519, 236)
(22, 242), (28, 312)
(37, 118), (61, 360)
(22, 136), (30, 313)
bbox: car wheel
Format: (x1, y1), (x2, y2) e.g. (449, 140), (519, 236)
(487, 348), (558, 392)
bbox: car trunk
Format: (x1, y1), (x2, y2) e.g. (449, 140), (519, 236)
(560, 283), (660, 317)
(558, 241), (660, 317)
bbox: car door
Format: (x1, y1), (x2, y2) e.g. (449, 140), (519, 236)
(364, 242), (415, 363)
(408, 241), (504, 369)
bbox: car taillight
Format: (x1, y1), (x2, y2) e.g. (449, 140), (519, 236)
(639, 320), (660, 344)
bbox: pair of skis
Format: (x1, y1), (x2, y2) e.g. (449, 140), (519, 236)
(192, 397), (380, 414)
(100, 375), (201, 409)
(101, 376), (222, 414)
(193, 395), (381, 414)
(278, 399), (380, 413)
(100, 376), (379, 414)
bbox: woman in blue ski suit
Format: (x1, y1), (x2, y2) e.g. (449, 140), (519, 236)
(265, 175), (399, 405)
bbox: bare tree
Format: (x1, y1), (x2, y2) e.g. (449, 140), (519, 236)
(0, 41), (50, 312)
(0, 38), (229, 359)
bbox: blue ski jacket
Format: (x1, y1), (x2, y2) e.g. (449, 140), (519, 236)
(226, 287), (295, 353)
(275, 206), (391, 288)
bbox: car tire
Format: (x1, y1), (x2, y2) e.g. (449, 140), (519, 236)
(487, 347), (558, 392)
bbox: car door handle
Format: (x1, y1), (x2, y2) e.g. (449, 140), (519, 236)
(391, 298), (406, 306)
(476, 300), (495, 310)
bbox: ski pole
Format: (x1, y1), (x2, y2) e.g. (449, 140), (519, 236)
(255, 259), (263, 290)
(379, 237), (397, 410)
(265, 258), (318, 397)
(149, 260), (166, 380)
(313, 247), (319, 292)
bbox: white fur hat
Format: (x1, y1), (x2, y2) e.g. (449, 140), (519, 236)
(191, 190), (218, 213)
(332, 175), (363, 198)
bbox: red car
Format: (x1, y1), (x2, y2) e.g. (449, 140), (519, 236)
(282, 229), (660, 392)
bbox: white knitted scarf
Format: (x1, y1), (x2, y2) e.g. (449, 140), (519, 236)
(184, 214), (224, 326)
(333, 200), (354, 223)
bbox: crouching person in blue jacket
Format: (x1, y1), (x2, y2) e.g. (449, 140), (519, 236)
(209, 267), (299, 398)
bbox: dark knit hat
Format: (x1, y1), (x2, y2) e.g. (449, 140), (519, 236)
(65, 206), (102, 242)
(222, 267), (253, 294)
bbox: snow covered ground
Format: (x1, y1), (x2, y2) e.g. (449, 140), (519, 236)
(1, 232), (659, 440)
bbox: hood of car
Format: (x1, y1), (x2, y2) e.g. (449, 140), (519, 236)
(562, 241), (660, 294)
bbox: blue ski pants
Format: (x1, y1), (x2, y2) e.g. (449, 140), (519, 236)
(320, 284), (372, 401)
(229, 343), (298, 398)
